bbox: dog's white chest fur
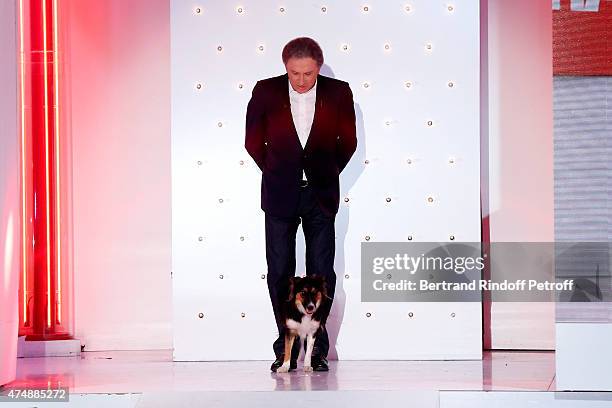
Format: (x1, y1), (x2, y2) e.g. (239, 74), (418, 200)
(286, 316), (320, 338)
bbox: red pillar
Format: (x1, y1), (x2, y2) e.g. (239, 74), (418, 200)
(19, 0), (73, 341)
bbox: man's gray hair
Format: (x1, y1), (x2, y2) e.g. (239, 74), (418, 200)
(282, 37), (324, 67)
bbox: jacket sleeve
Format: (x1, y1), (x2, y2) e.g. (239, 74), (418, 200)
(336, 82), (357, 173)
(245, 81), (266, 172)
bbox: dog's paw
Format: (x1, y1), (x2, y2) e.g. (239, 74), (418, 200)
(303, 365), (313, 372)
(276, 363), (290, 373)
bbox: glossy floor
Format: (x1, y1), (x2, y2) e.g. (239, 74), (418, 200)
(3, 350), (556, 393)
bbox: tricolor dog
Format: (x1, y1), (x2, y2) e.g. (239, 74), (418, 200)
(275, 275), (331, 373)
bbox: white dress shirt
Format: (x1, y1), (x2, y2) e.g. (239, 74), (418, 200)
(288, 78), (317, 181)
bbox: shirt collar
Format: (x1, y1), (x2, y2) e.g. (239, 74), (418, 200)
(289, 78), (317, 96)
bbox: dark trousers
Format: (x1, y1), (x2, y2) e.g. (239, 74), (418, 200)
(265, 183), (337, 359)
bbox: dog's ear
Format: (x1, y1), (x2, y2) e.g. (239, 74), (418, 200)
(322, 281), (332, 300)
(287, 277), (295, 301)
(287, 276), (299, 301)
(311, 275), (331, 299)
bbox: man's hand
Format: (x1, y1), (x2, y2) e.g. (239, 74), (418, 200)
(245, 81), (266, 172)
(336, 83), (357, 173)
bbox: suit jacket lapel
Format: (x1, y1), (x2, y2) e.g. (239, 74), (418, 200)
(305, 75), (323, 154)
(281, 74), (299, 150)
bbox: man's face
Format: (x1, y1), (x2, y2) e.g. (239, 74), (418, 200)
(285, 57), (320, 94)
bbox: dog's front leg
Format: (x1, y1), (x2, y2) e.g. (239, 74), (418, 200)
(303, 333), (315, 372)
(276, 332), (296, 373)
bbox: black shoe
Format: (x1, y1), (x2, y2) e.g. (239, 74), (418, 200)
(311, 355), (329, 372)
(270, 355), (297, 372)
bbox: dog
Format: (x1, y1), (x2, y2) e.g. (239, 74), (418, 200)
(275, 274), (331, 373)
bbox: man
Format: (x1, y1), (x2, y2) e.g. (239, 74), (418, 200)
(245, 37), (357, 372)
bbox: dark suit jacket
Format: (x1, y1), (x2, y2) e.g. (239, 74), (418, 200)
(245, 73), (357, 217)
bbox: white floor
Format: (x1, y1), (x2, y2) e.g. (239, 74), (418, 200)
(0, 350), (610, 407)
(3, 349), (558, 392)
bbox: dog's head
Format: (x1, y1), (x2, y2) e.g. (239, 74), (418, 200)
(287, 275), (328, 316)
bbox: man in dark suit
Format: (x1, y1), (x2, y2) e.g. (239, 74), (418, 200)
(245, 37), (356, 372)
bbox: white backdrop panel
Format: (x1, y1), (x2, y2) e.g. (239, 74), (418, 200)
(172, 0), (482, 360)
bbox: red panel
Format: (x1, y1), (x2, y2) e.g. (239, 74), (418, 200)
(553, 0), (612, 75)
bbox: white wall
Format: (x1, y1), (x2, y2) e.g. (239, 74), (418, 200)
(0, 0), (20, 386)
(171, 0), (482, 360)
